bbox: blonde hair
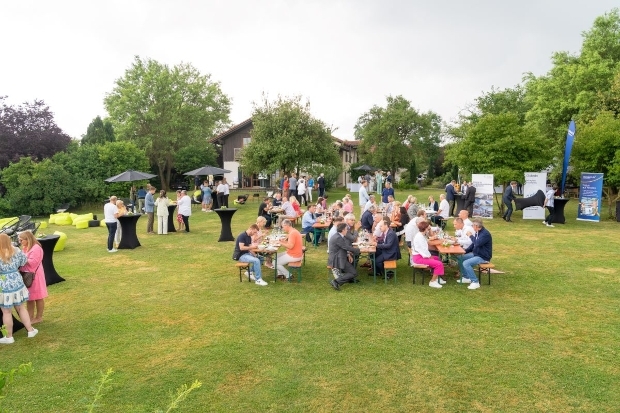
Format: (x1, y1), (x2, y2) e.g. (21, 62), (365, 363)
(18, 231), (41, 252)
(0, 233), (17, 263)
(116, 199), (125, 207)
(256, 216), (267, 227)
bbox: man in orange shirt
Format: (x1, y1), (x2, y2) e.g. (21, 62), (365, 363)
(276, 219), (303, 280)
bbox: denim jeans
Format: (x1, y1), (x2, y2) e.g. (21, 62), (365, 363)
(238, 254), (262, 281)
(457, 253), (487, 283)
(106, 222), (117, 250)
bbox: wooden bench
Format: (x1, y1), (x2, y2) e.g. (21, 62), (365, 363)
(235, 262), (253, 282)
(412, 263), (432, 284)
(477, 263), (495, 285)
(288, 261), (302, 283)
(384, 260), (397, 283)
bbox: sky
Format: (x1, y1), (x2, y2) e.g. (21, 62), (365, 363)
(1, 1), (618, 141)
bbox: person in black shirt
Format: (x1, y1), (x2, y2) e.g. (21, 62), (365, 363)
(258, 197), (272, 228)
(233, 224), (268, 286)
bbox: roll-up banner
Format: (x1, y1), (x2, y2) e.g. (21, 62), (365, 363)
(577, 173), (603, 222)
(471, 174), (494, 218)
(523, 172), (547, 220)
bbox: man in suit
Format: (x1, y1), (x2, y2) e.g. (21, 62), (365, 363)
(328, 223), (361, 290)
(445, 180), (457, 217)
(373, 216), (400, 278)
(456, 218), (492, 290)
(317, 173), (326, 197)
(502, 181), (518, 222)
(463, 183), (476, 217)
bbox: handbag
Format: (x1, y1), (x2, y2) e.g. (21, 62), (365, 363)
(19, 263), (40, 288)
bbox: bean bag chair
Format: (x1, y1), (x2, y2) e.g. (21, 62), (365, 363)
(69, 213), (79, 224)
(53, 231), (67, 251)
(75, 220), (89, 229)
(88, 220), (100, 228)
(39, 221), (48, 229)
(55, 215), (73, 226)
(0, 217), (18, 227)
(100, 220), (107, 227)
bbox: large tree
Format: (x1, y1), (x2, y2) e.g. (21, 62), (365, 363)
(81, 116), (115, 145)
(241, 95), (341, 175)
(354, 95), (441, 179)
(0, 97), (72, 169)
(104, 56), (230, 189)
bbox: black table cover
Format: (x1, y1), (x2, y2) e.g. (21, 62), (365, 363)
(118, 214), (142, 249)
(214, 208), (237, 242)
(167, 204), (177, 233)
(38, 235), (65, 285)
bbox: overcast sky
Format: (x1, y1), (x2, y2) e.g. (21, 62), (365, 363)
(1, 1), (617, 140)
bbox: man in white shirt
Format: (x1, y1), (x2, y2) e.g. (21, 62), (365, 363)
(544, 185), (557, 227)
(452, 217), (474, 249)
(432, 194), (450, 228)
(458, 209), (473, 227)
(364, 194), (376, 212)
(104, 196), (119, 252)
(177, 190), (192, 232)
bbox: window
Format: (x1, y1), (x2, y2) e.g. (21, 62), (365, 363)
(234, 148), (242, 160)
(243, 137), (251, 147)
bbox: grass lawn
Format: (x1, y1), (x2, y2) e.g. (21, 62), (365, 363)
(2, 188), (619, 412)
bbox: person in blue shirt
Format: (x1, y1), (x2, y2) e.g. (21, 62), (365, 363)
(307, 175), (315, 202)
(137, 186), (147, 213)
(381, 182), (395, 207)
(144, 187), (156, 233)
(302, 204), (318, 243)
(456, 218), (492, 290)
(200, 180), (212, 212)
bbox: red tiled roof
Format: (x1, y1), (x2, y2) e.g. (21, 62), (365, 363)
(209, 118), (253, 143)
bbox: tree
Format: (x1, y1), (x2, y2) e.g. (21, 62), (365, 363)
(104, 56), (231, 189)
(241, 95), (341, 176)
(81, 116), (115, 145)
(354, 95), (442, 179)
(0, 97), (72, 169)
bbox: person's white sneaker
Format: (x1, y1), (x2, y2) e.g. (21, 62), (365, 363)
(546, 223), (554, 227)
(542, 221), (546, 224)
(108, 249), (117, 253)
(438, 278), (446, 285)
(456, 278), (472, 284)
(0, 336), (15, 344)
(202, 209), (207, 212)
(468, 282), (481, 290)
(429, 281), (443, 289)
(250, 273), (256, 281)
(27, 328), (38, 338)
(255, 279), (268, 286)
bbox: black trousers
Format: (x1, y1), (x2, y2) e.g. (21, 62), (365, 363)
(335, 261), (358, 285)
(545, 206), (555, 224)
(182, 215), (190, 232)
(106, 222), (117, 250)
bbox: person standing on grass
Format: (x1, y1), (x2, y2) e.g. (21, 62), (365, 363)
(18, 231), (48, 324)
(359, 179), (370, 215)
(276, 219), (303, 280)
(177, 190), (192, 232)
(457, 218), (492, 290)
(412, 221), (446, 289)
(201, 180), (212, 212)
(114, 199), (129, 247)
(446, 180), (457, 217)
(104, 196), (119, 252)
(233, 224), (268, 286)
(502, 181), (518, 222)
(297, 176), (307, 206)
(145, 186), (156, 233)
(137, 186), (147, 213)
(328, 222), (361, 290)
(543, 184), (557, 227)
(0, 233), (38, 344)
(307, 175), (314, 202)
(317, 173), (325, 197)
(156, 189), (170, 234)
(381, 181), (394, 208)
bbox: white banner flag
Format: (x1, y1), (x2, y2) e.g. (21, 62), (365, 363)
(523, 172), (547, 219)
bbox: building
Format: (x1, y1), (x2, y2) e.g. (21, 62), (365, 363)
(209, 118), (359, 188)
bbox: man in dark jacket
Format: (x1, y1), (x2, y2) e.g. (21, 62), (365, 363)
(445, 180), (457, 217)
(317, 173), (326, 197)
(373, 217), (400, 278)
(463, 183), (476, 217)
(328, 223), (361, 290)
(456, 218), (492, 290)
(502, 181), (518, 222)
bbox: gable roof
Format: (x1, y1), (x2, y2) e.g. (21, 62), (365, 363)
(209, 118), (253, 144)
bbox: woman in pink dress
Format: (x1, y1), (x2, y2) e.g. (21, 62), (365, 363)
(18, 231), (48, 324)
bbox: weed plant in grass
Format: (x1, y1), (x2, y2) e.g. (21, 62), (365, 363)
(1, 188), (619, 412)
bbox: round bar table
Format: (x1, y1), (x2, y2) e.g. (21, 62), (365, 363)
(118, 214), (142, 249)
(551, 198), (569, 224)
(38, 234), (65, 285)
(167, 204), (177, 233)
(214, 208), (237, 242)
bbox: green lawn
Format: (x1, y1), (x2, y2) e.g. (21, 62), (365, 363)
(2, 188), (619, 412)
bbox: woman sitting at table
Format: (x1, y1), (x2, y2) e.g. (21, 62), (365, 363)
(290, 196), (302, 215)
(390, 201), (403, 230)
(412, 221), (445, 289)
(315, 197), (326, 215)
(428, 196), (439, 212)
(253, 216), (274, 269)
(342, 195), (354, 214)
(18, 231), (48, 324)
(0, 233), (38, 344)
(406, 197), (419, 220)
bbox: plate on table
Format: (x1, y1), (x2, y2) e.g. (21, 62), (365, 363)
(266, 246), (277, 251)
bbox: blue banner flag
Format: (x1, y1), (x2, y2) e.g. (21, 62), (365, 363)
(577, 173), (603, 222)
(561, 121), (576, 195)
